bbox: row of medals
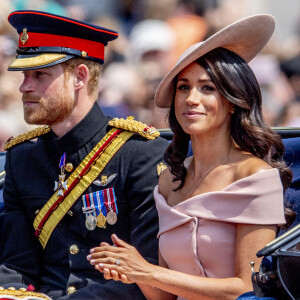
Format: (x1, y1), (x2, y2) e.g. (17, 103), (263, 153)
(57, 160), (117, 231)
(86, 209), (117, 231)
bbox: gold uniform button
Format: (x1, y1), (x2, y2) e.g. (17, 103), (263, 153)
(69, 244), (79, 255)
(67, 286), (77, 294)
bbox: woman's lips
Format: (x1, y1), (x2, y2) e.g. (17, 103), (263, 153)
(184, 111), (206, 118)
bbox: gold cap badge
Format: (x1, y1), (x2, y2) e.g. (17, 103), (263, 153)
(20, 28), (29, 45)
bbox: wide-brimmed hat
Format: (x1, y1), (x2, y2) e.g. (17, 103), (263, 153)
(154, 14), (275, 108)
(7, 10), (118, 71)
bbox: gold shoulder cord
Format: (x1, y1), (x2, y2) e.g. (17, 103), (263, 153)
(3, 126), (51, 151)
(108, 117), (160, 140)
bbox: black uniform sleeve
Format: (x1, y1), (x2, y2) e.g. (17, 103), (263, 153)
(0, 149), (42, 287)
(125, 136), (169, 264)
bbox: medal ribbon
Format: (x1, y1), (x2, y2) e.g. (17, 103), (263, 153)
(103, 188), (118, 213)
(59, 152), (66, 168)
(94, 191), (107, 216)
(34, 128), (134, 248)
(82, 194), (96, 218)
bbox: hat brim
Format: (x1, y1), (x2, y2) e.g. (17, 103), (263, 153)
(8, 53), (74, 71)
(154, 14), (275, 108)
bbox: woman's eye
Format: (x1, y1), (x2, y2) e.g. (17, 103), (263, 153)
(177, 84), (189, 90)
(202, 85), (215, 91)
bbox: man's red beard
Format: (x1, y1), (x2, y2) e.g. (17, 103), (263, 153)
(22, 90), (74, 126)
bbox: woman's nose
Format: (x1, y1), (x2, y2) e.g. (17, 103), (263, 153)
(185, 88), (200, 106)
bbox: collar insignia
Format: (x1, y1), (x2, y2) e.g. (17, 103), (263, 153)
(157, 162), (167, 176)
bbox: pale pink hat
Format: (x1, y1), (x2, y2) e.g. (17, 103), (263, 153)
(154, 14), (275, 108)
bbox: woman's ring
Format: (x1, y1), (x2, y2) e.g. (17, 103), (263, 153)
(115, 259), (120, 266)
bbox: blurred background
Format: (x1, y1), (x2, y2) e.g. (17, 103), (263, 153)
(0, 0), (299, 151)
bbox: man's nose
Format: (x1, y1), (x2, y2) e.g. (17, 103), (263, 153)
(19, 76), (34, 94)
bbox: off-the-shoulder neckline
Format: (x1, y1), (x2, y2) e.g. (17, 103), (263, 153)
(156, 168), (279, 208)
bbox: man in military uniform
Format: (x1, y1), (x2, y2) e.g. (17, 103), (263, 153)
(0, 10), (169, 299)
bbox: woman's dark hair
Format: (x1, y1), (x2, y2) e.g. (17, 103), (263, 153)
(165, 47), (293, 224)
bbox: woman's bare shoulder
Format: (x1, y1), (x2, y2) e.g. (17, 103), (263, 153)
(235, 154), (272, 180)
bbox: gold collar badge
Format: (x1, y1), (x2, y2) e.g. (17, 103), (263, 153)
(157, 162), (167, 176)
(20, 28), (29, 45)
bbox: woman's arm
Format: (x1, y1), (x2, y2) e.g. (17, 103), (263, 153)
(135, 251), (177, 300)
(88, 224), (276, 300)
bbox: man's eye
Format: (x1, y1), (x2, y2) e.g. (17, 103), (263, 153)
(36, 71), (46, 77)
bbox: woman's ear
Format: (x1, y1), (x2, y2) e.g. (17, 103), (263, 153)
(229, 104), (235, 114)
(74, 63), (89, 90)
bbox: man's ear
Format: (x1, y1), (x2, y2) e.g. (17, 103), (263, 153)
(74, 64), (89, 90)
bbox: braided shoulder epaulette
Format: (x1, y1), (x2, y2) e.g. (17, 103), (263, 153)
(108, 117), (160, 140)
(3, 126), (51, 151)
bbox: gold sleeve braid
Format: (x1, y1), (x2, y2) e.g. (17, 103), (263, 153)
(0, 287), (51, 299)
(3, 126), (51, 151)
(108, 117), (160, 140)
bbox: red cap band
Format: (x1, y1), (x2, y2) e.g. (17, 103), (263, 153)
(19, 32), (105, 60)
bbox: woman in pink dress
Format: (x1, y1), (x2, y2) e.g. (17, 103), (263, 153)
(87, 14), (292, 300)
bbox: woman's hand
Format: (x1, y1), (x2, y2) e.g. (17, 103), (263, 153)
(87, 234), (154, 284)
(89, 240), (126, 282)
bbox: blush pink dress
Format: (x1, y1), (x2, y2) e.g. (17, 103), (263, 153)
(154, 167), (285, 298)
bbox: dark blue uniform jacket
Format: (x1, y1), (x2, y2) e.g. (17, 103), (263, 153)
(0, 103), (169, 299)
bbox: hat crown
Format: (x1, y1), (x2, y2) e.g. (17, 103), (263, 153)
(8, 10), (118, 43)
(8, 10), (119, 70)
(176, 42), (204, 65)
(154, 14), (275, 108)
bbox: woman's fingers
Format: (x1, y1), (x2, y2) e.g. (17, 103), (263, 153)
(88, 256), (117, 266)
(110, 269), (121, 281)
(95, 263), (104, 273)
(95, 263), (125, 282)
(103, 267), (114, 280)
(111, 234), (129, 248)
(97, 264), (131, 284)
(120, 274), (130, 283)
(100, 241), (110, 247)
(90, 239), (125, 256)
(89, 234), (130, 261)
(90, 245), (118, 254)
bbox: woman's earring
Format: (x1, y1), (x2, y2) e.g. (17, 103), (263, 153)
(230, 108), (235, 114)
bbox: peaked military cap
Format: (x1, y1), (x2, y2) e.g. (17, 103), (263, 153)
(7, 10), (119, 71)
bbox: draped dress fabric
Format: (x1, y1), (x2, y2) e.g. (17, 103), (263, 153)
(154, 166), (285, 300)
